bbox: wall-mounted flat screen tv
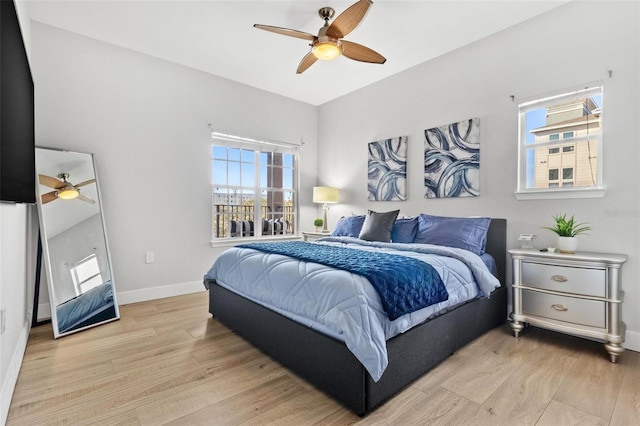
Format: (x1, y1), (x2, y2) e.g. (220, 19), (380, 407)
(1, 0), (36, 204)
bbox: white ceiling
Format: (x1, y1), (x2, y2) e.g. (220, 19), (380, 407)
(25, 0), (569, 106)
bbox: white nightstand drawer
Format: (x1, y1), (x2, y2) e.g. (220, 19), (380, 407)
(522, 289), (605, 329)
(522, 262), (605, 297)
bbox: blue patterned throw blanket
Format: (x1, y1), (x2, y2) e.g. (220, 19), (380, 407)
(237, 241), (448, 320)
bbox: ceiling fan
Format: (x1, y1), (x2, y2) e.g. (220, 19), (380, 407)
(38, 173), (96, 204)
(254, 0), (386, 74)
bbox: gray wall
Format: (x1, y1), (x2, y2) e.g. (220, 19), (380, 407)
(317, 1), (640, 350)
(31, 21), (319, 303)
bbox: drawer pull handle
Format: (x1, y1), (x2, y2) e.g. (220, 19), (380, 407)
(551, 275), (568, 282)
(551, 304), (568, 312)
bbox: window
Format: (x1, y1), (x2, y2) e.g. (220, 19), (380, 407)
(211, 132), (298, 241)
(70, 254), (103, 295)
(516, 83), (604, 199)
(563, 168), (574, 179)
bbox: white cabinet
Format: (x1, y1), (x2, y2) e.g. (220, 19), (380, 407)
(509, 249), (627, 362)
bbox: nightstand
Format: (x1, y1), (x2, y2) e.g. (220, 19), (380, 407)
(509, 248), (627, 362)
(302, 231), (331, 242)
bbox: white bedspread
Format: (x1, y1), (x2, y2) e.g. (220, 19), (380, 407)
(204, 237), (500, 381)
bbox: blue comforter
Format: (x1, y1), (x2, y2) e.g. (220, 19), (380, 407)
(238, 241), (448, 320)
(56, 282), (114, 333)
(205, 238), (500, 381)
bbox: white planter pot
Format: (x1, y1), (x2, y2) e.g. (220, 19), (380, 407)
(557, 236), (578, 254)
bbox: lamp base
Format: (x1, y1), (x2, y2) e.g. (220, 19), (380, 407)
(322, 203), (329, 233)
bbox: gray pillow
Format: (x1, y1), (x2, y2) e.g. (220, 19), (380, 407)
(358, 210), (400, 242)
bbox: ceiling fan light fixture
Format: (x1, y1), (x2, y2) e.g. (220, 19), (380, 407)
(313, 41), (342, 61)
(57, 188), (79, 200)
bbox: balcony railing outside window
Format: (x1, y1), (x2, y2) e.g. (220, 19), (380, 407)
(213, 204), (295, 239)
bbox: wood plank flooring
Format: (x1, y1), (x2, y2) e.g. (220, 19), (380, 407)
(7, 291), (640, 425)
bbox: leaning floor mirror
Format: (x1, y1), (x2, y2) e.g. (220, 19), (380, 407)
(35, 147), (119, 338)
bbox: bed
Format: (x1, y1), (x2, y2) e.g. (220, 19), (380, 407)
(204, 214), (507, 416)
(56, 281), (115, 333)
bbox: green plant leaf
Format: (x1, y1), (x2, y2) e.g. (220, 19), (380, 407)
(544, 214), (590, 237)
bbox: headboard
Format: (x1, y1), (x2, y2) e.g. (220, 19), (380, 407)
(485, 218), (507, 286)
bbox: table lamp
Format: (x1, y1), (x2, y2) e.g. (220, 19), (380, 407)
(313, 186), (339, 233)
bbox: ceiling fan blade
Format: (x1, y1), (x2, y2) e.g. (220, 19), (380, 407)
(77, 193), (96, 204)
(254, 24), (316, 41)
(74, 178), (96, 188)
(41, 191), (58, 204)
(326, 0), (372, 39)
(297, 51), (318, 74)
(341, 40), (386, 64)
(39, 174), (66, 189)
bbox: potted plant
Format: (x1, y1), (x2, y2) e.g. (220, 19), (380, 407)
(543, 214), (591, 254)
(314, 218), (324, 232)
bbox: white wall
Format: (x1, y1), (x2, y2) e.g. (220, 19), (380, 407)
(31, 22), (319, 304)
(317, 1), (640, 351)
(3, 2), (637, 421)
(0, 1), (37, 423)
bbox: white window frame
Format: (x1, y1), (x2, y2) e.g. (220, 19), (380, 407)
(210, 131), (300, 247)
(515, 82), (605, 200)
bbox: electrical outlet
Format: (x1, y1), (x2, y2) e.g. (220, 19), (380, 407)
(145, 251), (154, 264)
(1, 308), (6, 334)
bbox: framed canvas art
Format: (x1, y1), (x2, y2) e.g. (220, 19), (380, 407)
(424, 118), (479, 198)
(368, 136), (407, 201)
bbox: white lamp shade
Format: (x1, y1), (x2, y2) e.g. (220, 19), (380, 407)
(313, 186), (339, 204)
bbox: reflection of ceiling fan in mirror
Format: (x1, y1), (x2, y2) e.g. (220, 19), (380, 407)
(254, 0), (386, 74)
(39, 173), (96, 204)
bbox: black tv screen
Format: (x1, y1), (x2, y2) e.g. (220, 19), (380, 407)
(0, 0), (36, 204)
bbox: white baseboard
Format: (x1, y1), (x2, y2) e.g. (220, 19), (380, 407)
(1, 322), (29, 425)
(28, 283), (640, 350)
(116, 280), (205, 305)
(35, 281), (205, 321)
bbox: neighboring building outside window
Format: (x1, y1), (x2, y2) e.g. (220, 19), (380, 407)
(211, 132), (298, 242)
(516, 83), (604, 199)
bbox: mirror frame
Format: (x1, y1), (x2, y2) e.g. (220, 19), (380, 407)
(35, 146), (120, 338)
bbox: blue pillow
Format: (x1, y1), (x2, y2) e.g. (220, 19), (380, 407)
(414, 214), (490, 255)
(331, 215), (366, 237)
(391, 217), (419, 243)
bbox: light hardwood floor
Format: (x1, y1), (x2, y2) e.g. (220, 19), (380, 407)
(7, 291), (640, 425)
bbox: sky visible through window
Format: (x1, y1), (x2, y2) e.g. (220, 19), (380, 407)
(212, 146), (294, 194)
(524, 95), (601, 188)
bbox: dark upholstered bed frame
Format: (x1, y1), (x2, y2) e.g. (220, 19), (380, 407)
(206, 219), (507, 416)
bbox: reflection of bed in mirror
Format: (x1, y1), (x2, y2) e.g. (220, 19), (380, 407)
(35, 147), (120, 338)
(56, 281), (115, 333)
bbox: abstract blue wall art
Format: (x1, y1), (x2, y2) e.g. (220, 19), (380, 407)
(368, 136), (407, 201)
(424, 118), (480, 198)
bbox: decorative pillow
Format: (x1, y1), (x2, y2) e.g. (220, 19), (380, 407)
(358, 210), (400, 242)
(414, 214), (491, 255)
(331, 215), (366, 237)
(391, 216), (419, 243)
